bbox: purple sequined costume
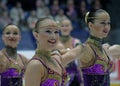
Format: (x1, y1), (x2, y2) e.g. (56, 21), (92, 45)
(82, 44), (113, 86)
(0, 68), (23, 86)
(31, 58), (67, 86)
(0, 54), (25, 86)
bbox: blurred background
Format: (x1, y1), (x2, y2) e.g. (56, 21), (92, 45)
(0, 0), (120, 85)
(1, 0), (120, 50)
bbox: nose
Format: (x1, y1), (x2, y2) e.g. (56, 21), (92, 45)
(9, 33), (15, 37)
(50, 32), (56, 39)
(104, 24), (110, 29)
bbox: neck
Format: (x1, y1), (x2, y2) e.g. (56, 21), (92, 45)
(88, 35), (103, 51)
(35, 49), (55, 66)
(5, 46), (17, 58)
(89, 35), (102, 42)
(35, 49), (50, 58)
(60, 35), (70, 43)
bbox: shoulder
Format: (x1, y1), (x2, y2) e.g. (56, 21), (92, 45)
(79, 43), (95, 67)
(25, 58), (45, 85)
(26, 59), (45, 74)
(28, 59), (43, 69)
(0, 50), (6, 61)
(0, 50), (8, 73)
(83, 43), (96, 56)
(0, 51), (3, 57)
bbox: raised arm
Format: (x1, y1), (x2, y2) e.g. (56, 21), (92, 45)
(61, 44), (94, 67)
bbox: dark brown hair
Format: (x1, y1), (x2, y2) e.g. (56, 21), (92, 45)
(85, 9), (108, 24)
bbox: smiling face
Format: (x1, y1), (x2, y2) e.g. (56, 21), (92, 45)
(88, 11), (111, 39)
(34, 18), (60, 51)
(2, 25), (21, 48)
(60, 19), (73, 36)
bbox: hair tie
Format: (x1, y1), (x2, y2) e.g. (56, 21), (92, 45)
(85, 12), (90, 23)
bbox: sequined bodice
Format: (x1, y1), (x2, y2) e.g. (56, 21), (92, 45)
(82, 51), (113, 86)
(82, 37), (113, 74)
(40, 68), (62, 86)
(31, 58), (67, 86)
(82, 57), (113, 75)
(0, 54), (24, 86)
(82, 45), (113, 75)
(81, 41), (113, 86)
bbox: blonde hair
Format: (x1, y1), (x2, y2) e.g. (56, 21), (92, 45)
(85, 12), (90, 24)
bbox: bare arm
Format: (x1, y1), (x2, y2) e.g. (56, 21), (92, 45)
(25, 60), (44, 86)
(61, 44), (95, 67)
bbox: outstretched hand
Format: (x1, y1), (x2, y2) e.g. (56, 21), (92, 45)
(109, 44), (120, 59)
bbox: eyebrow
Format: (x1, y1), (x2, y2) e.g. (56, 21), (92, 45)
(45, 28), (60, 31)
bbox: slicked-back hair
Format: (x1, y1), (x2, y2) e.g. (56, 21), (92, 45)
(85, 9), (108, 24)
(2, 24), (20, 34)
(34, 17), (51, 32)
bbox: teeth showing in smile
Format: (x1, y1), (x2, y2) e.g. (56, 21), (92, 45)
(48, 39), (56, 44)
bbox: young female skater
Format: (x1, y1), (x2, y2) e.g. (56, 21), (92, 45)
(0, 24), (28, 86)
(79, 9), (114, 86)
(56, 18), (82, 86)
